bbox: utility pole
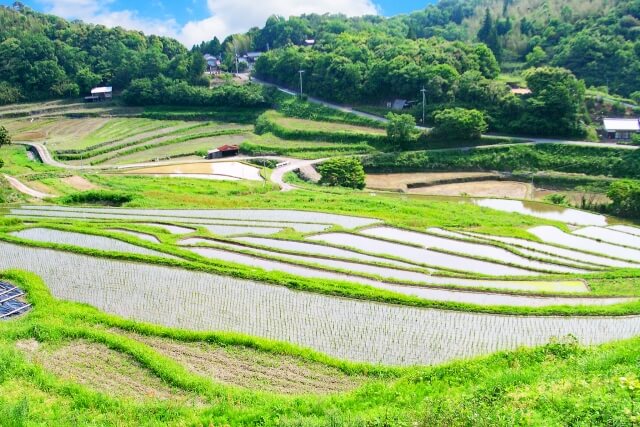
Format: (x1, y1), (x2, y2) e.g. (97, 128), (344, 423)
(299, 69), (305, 98)
(421, 87), (427, 125)
(234, 45), (239, 75)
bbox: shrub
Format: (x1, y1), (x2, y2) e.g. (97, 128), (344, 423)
(608, 180), (640, 218)
(432, 108), (488, 141)
(386, 113), (416, 146)
(317, 157), (366, 189)
(60, 191), (135, 207)
(543, 193), (569, 206)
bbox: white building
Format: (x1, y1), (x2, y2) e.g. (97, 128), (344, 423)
(603, 118), (640, 140)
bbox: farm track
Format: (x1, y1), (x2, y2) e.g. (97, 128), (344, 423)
(3, 174), (54, 199)
(2, 242), (640, 366)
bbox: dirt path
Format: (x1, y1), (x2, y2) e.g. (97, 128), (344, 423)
(3, 174), (54, 199)
(270, 158), (327, 191)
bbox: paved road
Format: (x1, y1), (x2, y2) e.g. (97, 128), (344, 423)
(3, 174), (53, 199)
(270, 158), (327, 191)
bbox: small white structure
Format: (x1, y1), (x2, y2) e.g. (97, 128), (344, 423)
(85, 86), (112, 102)
(603, 118), (640, 140)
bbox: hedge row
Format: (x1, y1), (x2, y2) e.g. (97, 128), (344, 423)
(362, 144), (640, 179)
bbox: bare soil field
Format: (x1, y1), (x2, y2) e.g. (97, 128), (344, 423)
(62, 175), (99, 191)
(122, 161), (263, 181)
(125, 332), (366, 395)
(18, 340), (201, 404)
(366, 172), (500, 191)
(409, 180), (532, 199)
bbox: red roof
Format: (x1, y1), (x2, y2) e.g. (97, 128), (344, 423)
(217, 145), (239, 152)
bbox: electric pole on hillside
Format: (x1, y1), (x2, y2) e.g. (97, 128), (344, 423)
(234, 45), (239, 75)
(421, 87), (427, 125)
(299, 69), (305, 98)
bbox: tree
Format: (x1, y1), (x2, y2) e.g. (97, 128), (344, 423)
(608, 180), (640, 218)
(522, 67), (586, 137)
(526, 46), (547, 67)
(432, 108), (488, 140)
(477, 9), (502, 61)
(0, 125), (10, 169)
(317, 157), (366, 189)
(0, 126), (10, 147)
(386, 113), (416, 146)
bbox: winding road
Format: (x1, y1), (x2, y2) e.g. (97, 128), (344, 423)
(3, 174), (53, 199)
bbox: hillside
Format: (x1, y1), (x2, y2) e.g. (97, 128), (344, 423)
(405, 0), (640, 96)
(0, 4), (205, 104)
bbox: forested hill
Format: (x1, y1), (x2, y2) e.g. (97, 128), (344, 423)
(0, 4), (206, 104)
(241, 0), (640, 98)
(402, 0), (640, 97)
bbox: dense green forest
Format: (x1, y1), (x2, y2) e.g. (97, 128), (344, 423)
(0, 3), (206, 104)
(244, 0), (640, 98)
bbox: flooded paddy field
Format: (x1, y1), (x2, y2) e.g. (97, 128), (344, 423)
(2, 242), (639, 366)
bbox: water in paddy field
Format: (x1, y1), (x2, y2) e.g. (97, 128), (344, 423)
(473, 199), (609, 226)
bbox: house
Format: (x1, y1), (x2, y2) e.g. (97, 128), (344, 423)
(304, 39), (316, 46)
(207, 145), (239, 159)
(391, 99), (409, 110)
(510, 87), (532, 96)
(204, 54), (220, 73)
(245, 52), (263, 63)
(603, 118), (640, 140)
(84, 86), (112, 102)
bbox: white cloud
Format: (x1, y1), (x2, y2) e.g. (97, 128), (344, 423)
(179, 0), (379, 46)
(37, 0), (379, 47)
(38, 0), (181, 40)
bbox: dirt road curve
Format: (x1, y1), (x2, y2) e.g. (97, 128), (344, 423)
(3, 174), (53, 199)
(270, 158), (327, 192)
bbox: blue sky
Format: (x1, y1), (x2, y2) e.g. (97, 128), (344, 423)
(2, 0), (434, 46)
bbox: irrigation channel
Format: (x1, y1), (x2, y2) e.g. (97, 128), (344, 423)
(4, 206), (640, 365)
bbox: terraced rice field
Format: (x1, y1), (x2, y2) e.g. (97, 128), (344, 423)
(10, 228), (175, 259)
(122, 161), (263, 182)
(272, 113), (386, 135)
(1, 242), (639, 366)
(6, 204), (640, 367)
(181, 238), (590, 295)
(109, 134), (248, 165)
(8, 206), (379, 229)
(474, 199), (609, 226)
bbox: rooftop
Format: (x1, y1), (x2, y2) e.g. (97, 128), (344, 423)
(603, 118), (640, 131)
(91, 86), (112, 94)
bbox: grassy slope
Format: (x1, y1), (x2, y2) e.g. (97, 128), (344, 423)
(1, 270), (639, 426)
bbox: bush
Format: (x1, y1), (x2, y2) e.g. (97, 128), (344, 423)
(432, 108), (487, 141)
(317, 157), (366, 189)
(632, 134), (640, 145)
(60, 191), (135, 207)
(543, 193), (569, 206)
(386, 113), (416, 146)
(608, 180), (640, 218)
(362, 144), (640, 179)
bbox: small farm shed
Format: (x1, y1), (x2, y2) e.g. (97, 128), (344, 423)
(603, 118), (640, 140)
(510, 87), (532, 96)
(207, 145), (239, 159)
(84, 86), (113, 102)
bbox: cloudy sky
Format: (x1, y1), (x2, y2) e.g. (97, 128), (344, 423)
(1, 0), (430, 47)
